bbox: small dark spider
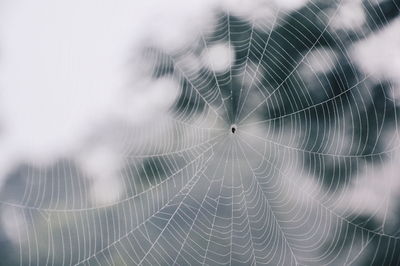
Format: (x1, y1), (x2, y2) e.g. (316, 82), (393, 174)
(231, 125), (237, 134)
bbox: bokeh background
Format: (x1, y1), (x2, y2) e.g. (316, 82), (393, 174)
(0, 0), (400, 265)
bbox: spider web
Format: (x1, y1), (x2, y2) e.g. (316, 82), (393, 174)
(1, 0), (400, 265)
